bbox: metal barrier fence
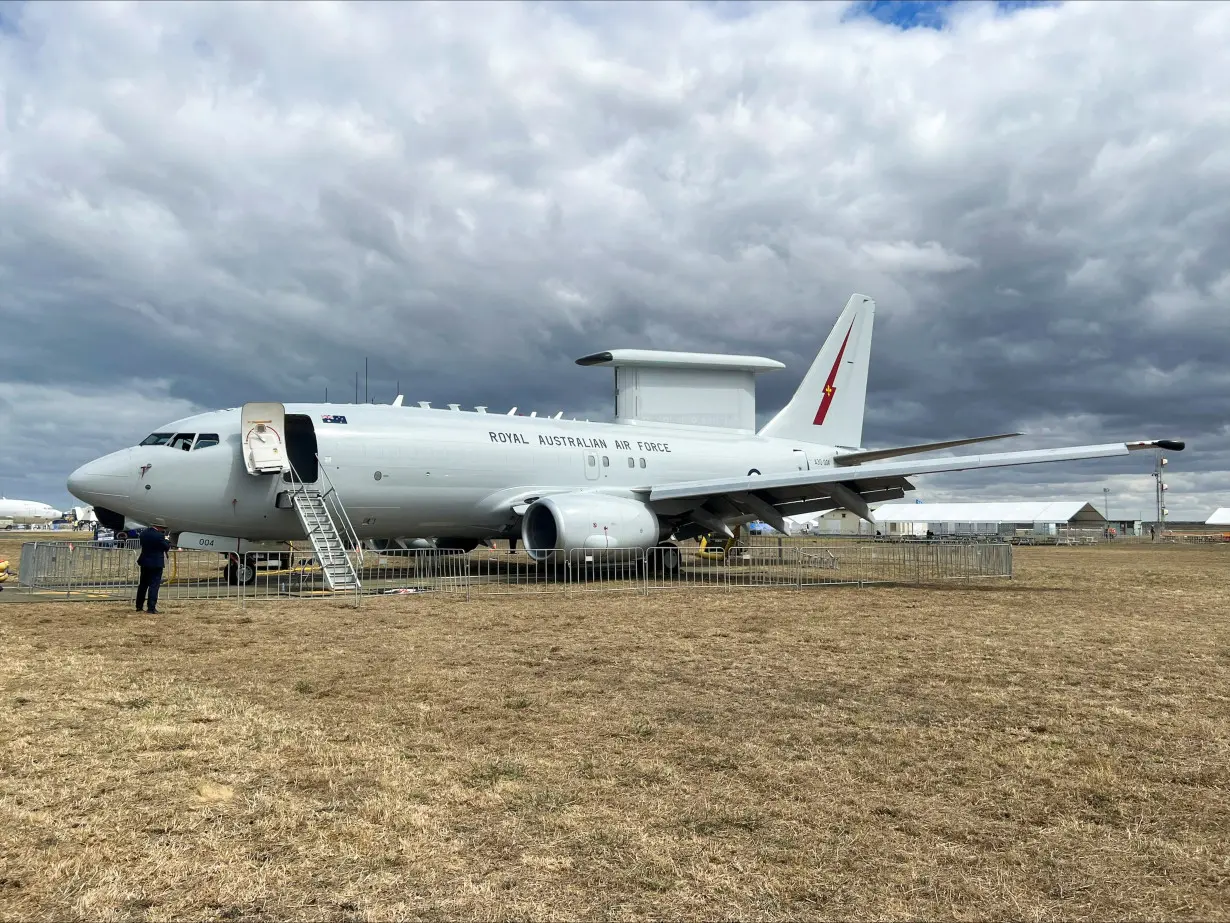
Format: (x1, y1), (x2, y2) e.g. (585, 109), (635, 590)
(15, 538), (1012, 604)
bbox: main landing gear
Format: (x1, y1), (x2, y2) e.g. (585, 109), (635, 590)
(639, 541), (681, 577)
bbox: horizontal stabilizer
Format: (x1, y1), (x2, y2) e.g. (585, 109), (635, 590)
(833, 433), (1022, 466)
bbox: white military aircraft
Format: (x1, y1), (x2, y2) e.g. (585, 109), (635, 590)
(66, 293), (1183, 584)
(0, 496), (65, 526)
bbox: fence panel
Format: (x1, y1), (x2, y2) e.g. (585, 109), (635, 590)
(16, 536), (1012, 602)
(562, 547), (646, 595)
(460, 548), (569, 597)
(720, 544), (803, 589)
(358, 548), (469, 597)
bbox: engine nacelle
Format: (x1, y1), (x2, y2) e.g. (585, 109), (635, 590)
(521, 493), (664, 563)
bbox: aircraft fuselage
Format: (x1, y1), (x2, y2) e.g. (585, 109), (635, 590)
(0, 499), (62, 525)
(67, 403), (844, 542)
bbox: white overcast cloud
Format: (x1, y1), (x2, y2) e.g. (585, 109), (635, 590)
(1, 0), (1228, 518)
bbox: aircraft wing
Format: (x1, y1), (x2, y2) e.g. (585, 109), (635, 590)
(647, 439), (1184, 535)
(831, 432), (1022, 466)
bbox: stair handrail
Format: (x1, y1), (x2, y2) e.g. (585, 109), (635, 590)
(283, 460), (318, 559)
(283, 459), (364, 587)
(284, 461), (322, 542)
(314, 454), (365, 568)
(284, 460), (312, 506)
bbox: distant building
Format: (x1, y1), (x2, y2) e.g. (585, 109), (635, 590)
(869, 501), (1115, 538)
(1205, 509), (1230, 526)
(799, 509), (874, 535)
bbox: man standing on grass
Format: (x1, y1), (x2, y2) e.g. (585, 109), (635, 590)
(136, 524), (171, 614)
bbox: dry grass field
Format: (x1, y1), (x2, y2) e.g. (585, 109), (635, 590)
(1, 539), (1228, 921)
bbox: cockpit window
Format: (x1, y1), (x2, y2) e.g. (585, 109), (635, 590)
(193, 433), (220, 450)
(169, 433), (195, 451)
(140, 433), (173, 446)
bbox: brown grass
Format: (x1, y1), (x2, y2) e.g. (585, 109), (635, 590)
(1, 542), (1228, 920)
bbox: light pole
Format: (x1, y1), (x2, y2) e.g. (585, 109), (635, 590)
(1152, 454), (1169, 530)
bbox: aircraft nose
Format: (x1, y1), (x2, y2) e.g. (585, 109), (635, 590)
(66, 464), (90, 499)
(67, 451), (133, 504)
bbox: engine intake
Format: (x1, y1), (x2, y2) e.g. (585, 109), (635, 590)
(521, 493), (664, 563)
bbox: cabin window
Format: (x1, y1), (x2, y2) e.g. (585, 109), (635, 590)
(140, 433), (173, 446)
(193, 433), (220, 450)
(639, 458), (646, 468)
(627, 457), (635, 468)
(169, 433), (195, 451)
(602, 456), (609, 467)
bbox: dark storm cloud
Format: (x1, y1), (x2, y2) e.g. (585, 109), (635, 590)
(1, 0), (1228, 519)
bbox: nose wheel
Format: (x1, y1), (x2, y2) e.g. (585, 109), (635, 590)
(225, 554), (258, 585)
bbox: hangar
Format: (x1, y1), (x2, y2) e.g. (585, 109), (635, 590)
(869, 501), (1112, 540)
(1205, 509), (1230, 525)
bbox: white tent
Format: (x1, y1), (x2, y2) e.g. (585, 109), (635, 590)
(1205, 508), (1230, 525)
(871, 501), (1108, 537)
(783, 513), (821, 535)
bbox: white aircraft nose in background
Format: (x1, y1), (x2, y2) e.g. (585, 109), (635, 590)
(0, 496), (67, 524)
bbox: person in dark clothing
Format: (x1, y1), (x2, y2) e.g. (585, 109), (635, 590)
(136, 525), (171, 613)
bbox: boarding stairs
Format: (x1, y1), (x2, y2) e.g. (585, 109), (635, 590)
(286, 462), (363, 592)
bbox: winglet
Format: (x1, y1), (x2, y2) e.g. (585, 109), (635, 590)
(1127, 439), (1185, 451)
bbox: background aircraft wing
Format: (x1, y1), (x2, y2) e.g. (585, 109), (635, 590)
(646, 439), (1185, 535)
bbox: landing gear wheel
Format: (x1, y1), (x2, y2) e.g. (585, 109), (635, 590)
(226, 555), (257, 585)
(649, 541), (680, 577)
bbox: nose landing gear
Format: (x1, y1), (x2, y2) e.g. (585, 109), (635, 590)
(225, 553), (258, 585)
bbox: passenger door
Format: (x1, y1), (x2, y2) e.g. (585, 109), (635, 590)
(241, 402), (287, 475)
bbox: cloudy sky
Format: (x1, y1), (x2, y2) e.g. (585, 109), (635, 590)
(2, 0), (1227, 521)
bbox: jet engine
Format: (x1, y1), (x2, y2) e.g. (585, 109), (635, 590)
(521, 493), (665, 563)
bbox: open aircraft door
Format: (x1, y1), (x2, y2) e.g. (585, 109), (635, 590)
(241, 402), (287, 475)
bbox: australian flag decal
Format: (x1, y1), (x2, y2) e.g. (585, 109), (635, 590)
(321, 414), (348, 424)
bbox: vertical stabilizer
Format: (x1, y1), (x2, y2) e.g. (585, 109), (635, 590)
(758, 293), (875, 448)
